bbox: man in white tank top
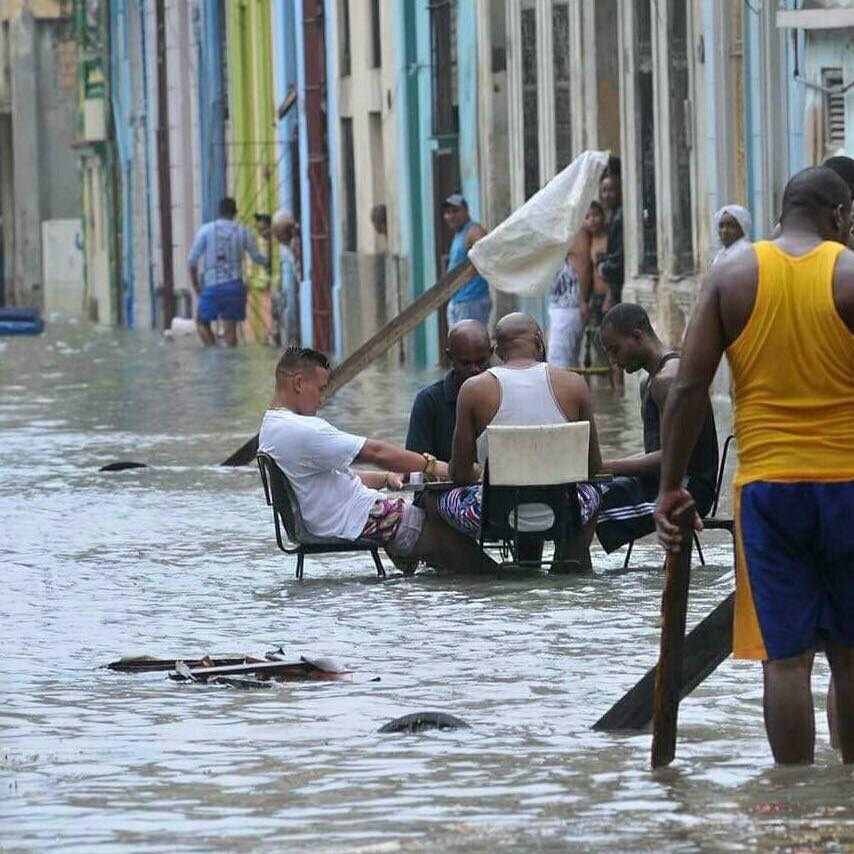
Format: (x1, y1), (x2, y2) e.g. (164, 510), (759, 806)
(438, 313), (603, 569)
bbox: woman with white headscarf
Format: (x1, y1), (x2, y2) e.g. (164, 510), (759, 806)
(712, 204), (752, 265)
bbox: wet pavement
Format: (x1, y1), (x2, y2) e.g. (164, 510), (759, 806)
(1, 324), (851, 852)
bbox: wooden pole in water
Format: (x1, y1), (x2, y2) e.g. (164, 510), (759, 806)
(651, 504), (695, 768)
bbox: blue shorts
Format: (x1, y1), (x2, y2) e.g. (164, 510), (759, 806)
(197, 279), (247, 323)
(734, 481), (854, 660)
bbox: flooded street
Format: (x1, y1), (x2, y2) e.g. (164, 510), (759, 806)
(1, 326), (851, 852)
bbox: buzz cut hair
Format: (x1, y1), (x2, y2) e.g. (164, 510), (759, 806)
(601, 302), (655, 337)
(275, 345), (330, 382)
(781, 166), (852, 225)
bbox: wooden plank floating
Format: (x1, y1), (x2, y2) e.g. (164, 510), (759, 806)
(651, 506), (696, 769)
(593, 592), (734, 731)
(221, 260), (478, 466)
(106, 655), (248, 673)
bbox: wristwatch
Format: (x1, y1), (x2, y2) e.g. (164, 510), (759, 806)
(421, 452), (438, 477)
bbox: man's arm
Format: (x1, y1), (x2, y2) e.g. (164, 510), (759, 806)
(656, 274), (726, 548)
(244, 227), (270, 268)
(576, 377), (602, 476)
(357, 439), (447, 478)
(405, 391), (435, 455)
(187, 229), (206, 294)
(448, 380), (480, 485)
(464, 222), (487, 250)
(600, 371), (674, 477)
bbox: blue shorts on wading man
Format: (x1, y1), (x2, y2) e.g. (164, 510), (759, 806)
(734, 480), (854, 661)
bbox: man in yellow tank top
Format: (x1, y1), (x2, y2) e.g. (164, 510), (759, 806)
(655, 167), (854, 765)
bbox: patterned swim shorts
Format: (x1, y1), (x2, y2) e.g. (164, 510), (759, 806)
(359, 497), (406, 544)
(438, 482), (601, 538)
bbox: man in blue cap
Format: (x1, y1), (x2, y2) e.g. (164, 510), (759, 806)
(442, 194), (491, 327)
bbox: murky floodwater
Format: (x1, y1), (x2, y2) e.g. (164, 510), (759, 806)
(1, 324), (851, 852)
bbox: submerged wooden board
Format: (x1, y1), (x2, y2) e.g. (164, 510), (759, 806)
(168, 659), (345, 682)
(593, 592), (734, 732)
(221, 261), (477, 466)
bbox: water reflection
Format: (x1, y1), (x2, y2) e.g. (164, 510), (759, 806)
(1, 324), (849, 851)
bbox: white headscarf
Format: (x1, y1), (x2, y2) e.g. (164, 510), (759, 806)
(712, 204), (752, 265)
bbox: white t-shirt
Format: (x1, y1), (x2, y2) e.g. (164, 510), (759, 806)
(258, 408), (381, 540)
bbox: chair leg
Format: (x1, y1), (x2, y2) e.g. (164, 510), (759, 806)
(371, 549), (386, 579)
(623, 540), (634, 569)
(296, 551), (305, 581)
(693, 531), (706, 567)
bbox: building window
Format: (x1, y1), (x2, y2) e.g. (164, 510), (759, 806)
(339, 0), (351, 77)
(370, 0), (382, 68)
(520, 0), (539, 199)
(552, 2), (572, 171)
(341, 117), (357, 251)
(430, 0), (458, 137)
(635, 0), (657, 274)
(668, 0), (693, 275)
(823, 68), (845, 155)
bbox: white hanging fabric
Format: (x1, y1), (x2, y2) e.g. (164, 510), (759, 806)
(469, 150), (609, 297)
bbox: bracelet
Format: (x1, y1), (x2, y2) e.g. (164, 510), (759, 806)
(421, 452), (437, 476)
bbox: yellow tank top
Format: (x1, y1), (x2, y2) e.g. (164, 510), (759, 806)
(726, 240), (854, 486)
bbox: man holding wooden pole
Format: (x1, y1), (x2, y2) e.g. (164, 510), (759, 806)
(654, 167), (854, 765)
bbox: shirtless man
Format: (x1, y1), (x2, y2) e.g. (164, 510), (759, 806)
(656, 167), (854, 764)
(437, 313), (602, 570)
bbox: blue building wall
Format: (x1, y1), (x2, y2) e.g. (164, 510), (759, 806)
(324, 2), (343, 360)
(109, 0), (135, 327)
(273, 0), (299, 344)
(456, 1), (481, 224)
(196, 0), (226, 224)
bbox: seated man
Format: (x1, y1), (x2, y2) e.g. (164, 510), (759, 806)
(437, 313), (603, 570)
(596, 303), (719, 553)
(406, 320), (492, 461)
(258, 346), (488, 572)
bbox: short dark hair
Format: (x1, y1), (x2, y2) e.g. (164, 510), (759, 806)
(822, 155), (854, 196)
(780, 166), (852, 226)
(602, 303), (654, 337)
(254, 213), (271, 225)
(218, 197), (238, 218)
(275, 345), (330, 382)
(588, 200), (604, 216)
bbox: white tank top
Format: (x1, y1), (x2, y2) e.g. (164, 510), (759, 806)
(476, 363), (567, 464)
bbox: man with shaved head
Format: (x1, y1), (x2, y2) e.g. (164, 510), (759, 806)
(437, 312), (603, 569)
(656, 166), (854, 764)
(406, 319), (493, 462)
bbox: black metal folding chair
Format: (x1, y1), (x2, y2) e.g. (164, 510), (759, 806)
(623, 434), (735, 568)
(257, 452), (386, 580)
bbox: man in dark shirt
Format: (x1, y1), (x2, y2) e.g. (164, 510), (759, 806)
(406, 320), (492, 461)
(595, 303), (719, 552)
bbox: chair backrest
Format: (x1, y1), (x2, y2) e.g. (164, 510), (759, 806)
(257, 452), (306, 544)
(485, 422), (589, 486)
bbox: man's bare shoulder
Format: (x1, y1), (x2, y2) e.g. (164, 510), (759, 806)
(459, 370), (498, 402)
(710, 242), (759, 291)
(547, 366), (590, 412)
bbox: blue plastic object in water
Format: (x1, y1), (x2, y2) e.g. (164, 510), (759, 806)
(0, 308), (45, 336)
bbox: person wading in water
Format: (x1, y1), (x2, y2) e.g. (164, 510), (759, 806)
(656, 166), (854, 765)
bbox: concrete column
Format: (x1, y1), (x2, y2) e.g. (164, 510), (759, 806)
(9, 10), (42, 307)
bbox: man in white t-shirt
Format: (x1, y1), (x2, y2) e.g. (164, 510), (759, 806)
(258, 346), (487, 571)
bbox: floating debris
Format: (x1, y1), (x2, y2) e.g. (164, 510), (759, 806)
(99, 461), (148, 472)
(378, 712), (470, 734)
(106, 654), (246, 673)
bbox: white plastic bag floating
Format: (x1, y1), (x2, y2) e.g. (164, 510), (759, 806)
(469, 150), (609, 298)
